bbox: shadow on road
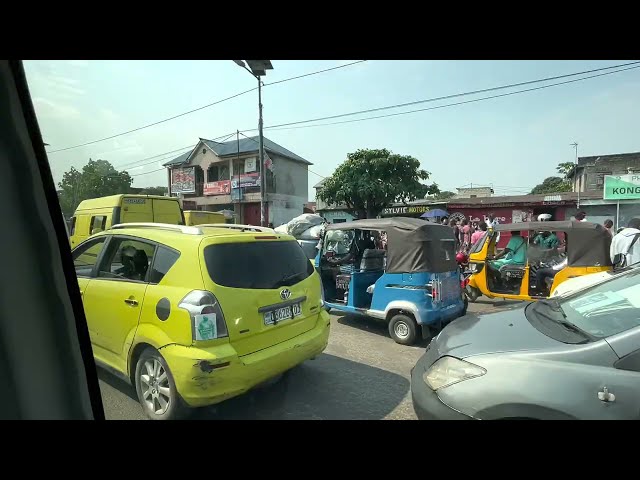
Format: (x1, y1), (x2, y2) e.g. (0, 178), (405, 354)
(333, 312), (432, 348)
(97, 367), (139, 401)
(195, 353), (410, 420)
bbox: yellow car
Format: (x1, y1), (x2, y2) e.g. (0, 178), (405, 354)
(71, 222), (330, 419)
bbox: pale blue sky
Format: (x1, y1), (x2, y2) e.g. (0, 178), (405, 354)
(24, 60), (640, 200)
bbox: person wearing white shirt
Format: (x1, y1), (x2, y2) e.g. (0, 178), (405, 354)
(610, 218), (640, 268)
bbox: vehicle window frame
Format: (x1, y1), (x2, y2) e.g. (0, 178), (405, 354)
(70, 216), (77, 236)
(148, 244), (181, 285)
(72, 236), (110, 278)
(90, 215), (107, 234)
(95, 234), (158, 284)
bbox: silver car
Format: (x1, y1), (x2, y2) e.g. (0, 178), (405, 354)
(411, 267), (640, 420)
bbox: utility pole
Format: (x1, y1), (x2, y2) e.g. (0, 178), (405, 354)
(571, 142), (579, 207)
(236, 130), (240, 224)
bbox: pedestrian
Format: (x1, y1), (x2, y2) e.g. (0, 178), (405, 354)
(486, 213), (500, 244)
(611, 218), (640, 268)
(603, 219), (614, 237)
(450, 219), (461, 251)
(471, 221), (488, 247)
(460, 219), (472, 253)
(574, 211), (587, 222)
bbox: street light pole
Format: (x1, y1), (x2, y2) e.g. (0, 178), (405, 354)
(571, 142), (579, 208)
(257, 77), (266, 226)
(233, 60), (273, 226)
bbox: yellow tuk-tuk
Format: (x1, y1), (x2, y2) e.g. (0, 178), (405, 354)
(183, 210), (226, 226)
(466, 221), (612, 302)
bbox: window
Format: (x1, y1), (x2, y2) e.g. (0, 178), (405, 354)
(98, 238), (156, 282)
(70, 217), (76, 236)
(204, 240), (313, 289)
(149, 247), (180, 284)
(90, 215), (107, 234)
(73, 237), (107, 277)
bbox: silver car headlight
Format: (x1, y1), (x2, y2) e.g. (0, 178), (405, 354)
(423, 356), (486, 391)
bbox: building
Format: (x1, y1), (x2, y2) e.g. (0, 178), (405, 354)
(445, 191), (602, 247)
(453, 186), (494, 199)
(569, 151), (640, 193)
(314, 178), (355, 223)
(163, 136), (311, 226)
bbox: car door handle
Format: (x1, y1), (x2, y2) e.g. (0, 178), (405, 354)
(124, 298), (139, 307)
(598, 387), (616, 403)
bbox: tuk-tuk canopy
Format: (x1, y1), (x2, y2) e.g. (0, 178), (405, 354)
(494, 221), (612, 267)
(325, 217), (457, 273)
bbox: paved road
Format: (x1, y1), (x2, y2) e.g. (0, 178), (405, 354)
(99, 298), (515, 420)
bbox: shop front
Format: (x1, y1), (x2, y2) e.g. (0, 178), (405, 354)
(446, 194), (583, 248)
(381, 202), (443, 218)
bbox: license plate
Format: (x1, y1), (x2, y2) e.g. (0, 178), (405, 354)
(263, 303), (302, 325)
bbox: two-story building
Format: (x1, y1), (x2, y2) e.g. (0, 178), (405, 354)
(453, 186), (494, 199)
(567, 151), (640, 229)
(163, 136), (311, 226)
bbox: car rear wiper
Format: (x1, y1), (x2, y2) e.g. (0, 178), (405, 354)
(273, 272), (304, 288)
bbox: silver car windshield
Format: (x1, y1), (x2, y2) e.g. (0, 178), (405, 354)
(559, 269), (640, 338)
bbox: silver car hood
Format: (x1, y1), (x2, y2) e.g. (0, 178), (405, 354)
(432, 304), (561, 359)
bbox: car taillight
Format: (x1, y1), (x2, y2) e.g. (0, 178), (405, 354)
(427, 281), (438, 301)
(179, 290), (228, 342)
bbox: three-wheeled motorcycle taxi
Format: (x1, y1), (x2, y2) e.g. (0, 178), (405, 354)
(315, 218), (466, 345)
(466, 220), (613, 302)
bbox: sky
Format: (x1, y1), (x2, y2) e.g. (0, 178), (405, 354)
(23, 60), (640, 201)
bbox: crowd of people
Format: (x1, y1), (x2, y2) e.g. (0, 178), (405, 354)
(440, 214), (499, 255)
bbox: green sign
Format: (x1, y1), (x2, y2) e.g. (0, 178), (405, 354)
(604, 175), (640, 200)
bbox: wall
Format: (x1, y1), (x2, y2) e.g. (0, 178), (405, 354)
(574, 154), (640, 192)
(322, 210), (355, 223)
(268, 194), (306, 227)
(271, 155), (308, 198)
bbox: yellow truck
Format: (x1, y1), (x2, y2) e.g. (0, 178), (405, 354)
(183, 210), (227, 226)
(69, 194), (184, 248)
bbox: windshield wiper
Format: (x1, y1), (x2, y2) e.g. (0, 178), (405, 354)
(536, 300), (589, 339)
(273, 271), (304, 288)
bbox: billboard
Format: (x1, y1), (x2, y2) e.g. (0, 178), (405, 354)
(203, 180), (231, 196)
(231, 172), (260, 189)
(171, 167), (196, 194)
(604, 174), (640, 200)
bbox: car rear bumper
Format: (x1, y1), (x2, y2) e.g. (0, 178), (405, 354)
(161, 311), (331, 408)
(410, 360), (473, 420)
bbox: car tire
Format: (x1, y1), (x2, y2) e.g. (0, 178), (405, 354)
(134, 348), (188, 420)
(467, 286), (481, 303)
(388, 313), (418, 345)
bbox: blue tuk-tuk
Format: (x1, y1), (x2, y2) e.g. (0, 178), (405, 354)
(315, 217), (466, 345)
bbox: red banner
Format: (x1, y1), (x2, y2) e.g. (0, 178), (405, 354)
(204, 180), (231, 196)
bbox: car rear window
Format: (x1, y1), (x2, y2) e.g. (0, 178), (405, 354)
(204, 240), (314, 289)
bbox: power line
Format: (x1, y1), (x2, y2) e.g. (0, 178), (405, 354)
(258, 62), (640, 132)
(47, 61), (366, 154)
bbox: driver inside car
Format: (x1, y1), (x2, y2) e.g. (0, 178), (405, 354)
(487, 231), (527, 286)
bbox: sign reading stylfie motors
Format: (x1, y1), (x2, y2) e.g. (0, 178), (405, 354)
(604, 174), (640, 200)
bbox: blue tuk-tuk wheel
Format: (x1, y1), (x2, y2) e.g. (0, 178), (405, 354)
(388, 313), (418, 346)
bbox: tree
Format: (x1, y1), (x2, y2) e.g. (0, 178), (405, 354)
(530, 176), (572, 195)
(556, 162), (575, 180)
(317, 148), (436, 219)
(58, 159), (133, 217)
(138, 186), (168, 196)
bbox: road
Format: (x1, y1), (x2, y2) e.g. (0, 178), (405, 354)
(98, 298), (513, 420)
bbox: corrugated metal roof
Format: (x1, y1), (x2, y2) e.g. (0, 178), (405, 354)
(163, 136), (311, 167)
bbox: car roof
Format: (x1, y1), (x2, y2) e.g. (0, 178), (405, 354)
(92, 223), (290, 249)
(75, 194), (178, 210)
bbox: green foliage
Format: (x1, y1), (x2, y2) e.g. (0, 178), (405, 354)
(58, 159), (133, 217)
(556, 162), (575, 179)
(530, 176), (572, 195)
(317, 148), (435, 219)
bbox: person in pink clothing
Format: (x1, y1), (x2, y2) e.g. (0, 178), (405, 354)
(471, 221), (488, 247)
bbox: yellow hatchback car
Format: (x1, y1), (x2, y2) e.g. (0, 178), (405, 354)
(71, 222), (330, 419)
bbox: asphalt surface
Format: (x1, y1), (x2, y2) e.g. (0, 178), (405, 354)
(98, 298), (515, 420)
